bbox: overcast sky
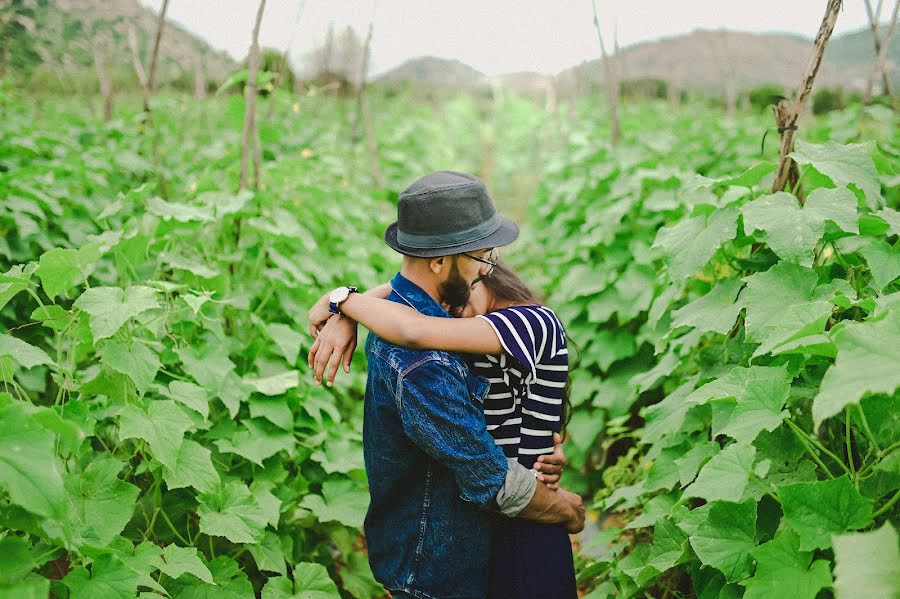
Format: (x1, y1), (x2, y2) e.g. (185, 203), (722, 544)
(138, 1), (875, 76)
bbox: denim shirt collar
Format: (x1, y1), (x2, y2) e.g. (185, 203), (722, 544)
(390, 272), (451, 319)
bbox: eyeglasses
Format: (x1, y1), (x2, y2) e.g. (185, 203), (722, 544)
(461, 248), (499, 275)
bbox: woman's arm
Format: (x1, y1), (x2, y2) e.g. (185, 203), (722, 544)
(311, 290), (503, 355)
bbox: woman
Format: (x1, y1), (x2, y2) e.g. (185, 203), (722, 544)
(307, 259), (577, 599)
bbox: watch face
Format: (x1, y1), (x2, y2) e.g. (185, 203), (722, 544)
(330, 287), (350, 304)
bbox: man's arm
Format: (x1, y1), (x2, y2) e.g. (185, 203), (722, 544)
(398, 360), (582, 531)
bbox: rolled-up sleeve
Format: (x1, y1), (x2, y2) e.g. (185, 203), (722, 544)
(398, 359), (521, 509)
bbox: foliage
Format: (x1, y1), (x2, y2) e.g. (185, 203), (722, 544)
(812, 86), (847, 115)
(746, 84), (786, 111)
(0, 83), (897, 599)
(522, 99), (899, 597)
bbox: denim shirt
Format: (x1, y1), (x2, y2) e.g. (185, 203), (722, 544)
(362, 272), (512, 599)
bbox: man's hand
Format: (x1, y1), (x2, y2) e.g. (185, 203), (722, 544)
(533, 432), (566, 490)
(558, 488), (585, 534)
(307, 293), (334, 338)
(308, 315), (359, 386)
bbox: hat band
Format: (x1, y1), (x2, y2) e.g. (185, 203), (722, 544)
(397, 214), (502, 250)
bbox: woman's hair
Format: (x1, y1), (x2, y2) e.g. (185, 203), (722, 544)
(481, 261), (577, 436)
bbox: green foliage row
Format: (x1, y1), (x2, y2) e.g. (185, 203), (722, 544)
(519, 101), (899, 597)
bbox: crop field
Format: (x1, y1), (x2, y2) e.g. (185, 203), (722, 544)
(0, 80), (898, 599)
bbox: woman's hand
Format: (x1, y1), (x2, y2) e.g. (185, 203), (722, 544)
(307, 293), (334, 338)
(309, 315), (359, 386)
(533, 433), (566, 490)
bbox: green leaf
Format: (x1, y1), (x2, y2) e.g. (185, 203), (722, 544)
(117, 400), (194, 471)
(0, 265), (30, 311)
(248, 396), (294, 430)
(0, 333), (54, 369)
(146, 197), (215, 222)
(874, 206), (900, 237)
(586, 329), (636, 371)
(0, 576), (50, 598)
(248, 531), (287, 576)
(790, 139), (884, 209)
(61, 458), (140, 547)
(293, 562), (341, 597)
(0, 401), (67, 518)
(741, 262), (834, 357)
(778, 475), (873, 550)
(689, 499), (757, 582)
(339, 553), (385, 599)
(73, 286), (159, 341)
(310, 436), (365, 474)
(832, 522), (900, 599)
(713, 368), (791, 444)
(300, 480), (369, 528)
(671, 278), (743, 335)
(176, 346), (246, 418)
(741, 188), (858, 266)
(652, 206), (739, 282)
(158, 544), (214, 584)
(165, 555), (254, 599)
(0, 535), (34, 581)
(162, 439), (220, 493)
(35, 243), (102, 300)
(813, 308), (900, 428)
(167, 380), (210, 420)
(214, 417), (295, 466)
(674, 441), (720, 487)
(197, 480), (269, 544)
(266, 323), (304, 364)
(683, 443), (756, 502)
(859, 238), (900, 290)
(244, 369), (299, 396)
(742, 530), (832, 599)
(99, 341), (160, 396)
(62, 553), (140, 599)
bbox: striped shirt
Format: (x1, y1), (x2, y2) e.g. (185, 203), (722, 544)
(472, 305), (568, 469)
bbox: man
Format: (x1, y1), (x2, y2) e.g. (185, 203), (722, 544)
(311, 171), (584, 598)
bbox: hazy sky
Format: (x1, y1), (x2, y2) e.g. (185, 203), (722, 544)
(138, 1), (875, 76)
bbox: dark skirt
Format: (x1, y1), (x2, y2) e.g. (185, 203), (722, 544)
(488, 515), (577, 599)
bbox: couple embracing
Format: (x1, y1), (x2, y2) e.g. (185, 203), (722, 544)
(307, 171), (584, 599)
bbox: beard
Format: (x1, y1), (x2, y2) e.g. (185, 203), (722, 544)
(439, 260), (471, 312)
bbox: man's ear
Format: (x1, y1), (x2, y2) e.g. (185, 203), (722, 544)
(429, 256), (447, 274)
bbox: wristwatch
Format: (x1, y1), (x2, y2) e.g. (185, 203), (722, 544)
(328, 286), (358, 315)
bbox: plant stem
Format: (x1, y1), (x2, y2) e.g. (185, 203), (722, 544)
(856, 404), (882, 453)
(159, 507), (190, 546)
(846, 409), (857, 484)
(786, 419), (835, 479)
(873, 489), (900, 519)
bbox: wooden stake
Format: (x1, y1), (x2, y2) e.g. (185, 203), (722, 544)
(864, 0), (898, 106)
(591, 0), (621, 145)
(92, 39), (112, 122)
(356, 20), (383, 189)
(240, 0), (267, 191)
(771, 0), (842, 197)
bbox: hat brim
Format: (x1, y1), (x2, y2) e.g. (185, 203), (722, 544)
(384, 216), (520, 258)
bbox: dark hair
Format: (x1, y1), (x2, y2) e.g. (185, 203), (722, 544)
(480, 261), (578, 436)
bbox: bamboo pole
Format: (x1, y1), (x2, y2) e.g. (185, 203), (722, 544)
(770, 0), (842, 198)
(240, 0), (267, 191)
(591, 0), (621, 145)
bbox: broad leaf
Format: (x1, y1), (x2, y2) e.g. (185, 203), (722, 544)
(813, 308), (900, 428)
(832, 522), (900, 599)
(300, 480), (369, 528)
(99, 341), (160, 395)
(742, 530), (832, 599)
(741, 188), (858, 266)
(689, 499), (757, 582)
(197, 481), (268, 544)
(117, 400), (194, 471)
(683, 443), (756, 502)
(73, 286), (159, 341)
(653, 206), (739, 282)
(790, 139), (884, 209)
(778, 475), (873, 550)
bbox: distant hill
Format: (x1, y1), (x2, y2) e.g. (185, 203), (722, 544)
(567, 26), (899, 93)
(12, 0), (236, 85)
(376, 57), (485, 89)
(376, 26), (899, 95)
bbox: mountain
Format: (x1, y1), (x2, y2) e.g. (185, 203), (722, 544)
(375, 57), (485, 89)
(566, 26), (899, 93)
(375, 26), (899, 94)
(10, 0), (236, 85)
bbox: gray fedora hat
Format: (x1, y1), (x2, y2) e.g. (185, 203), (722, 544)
(385, 171), (519, 258)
